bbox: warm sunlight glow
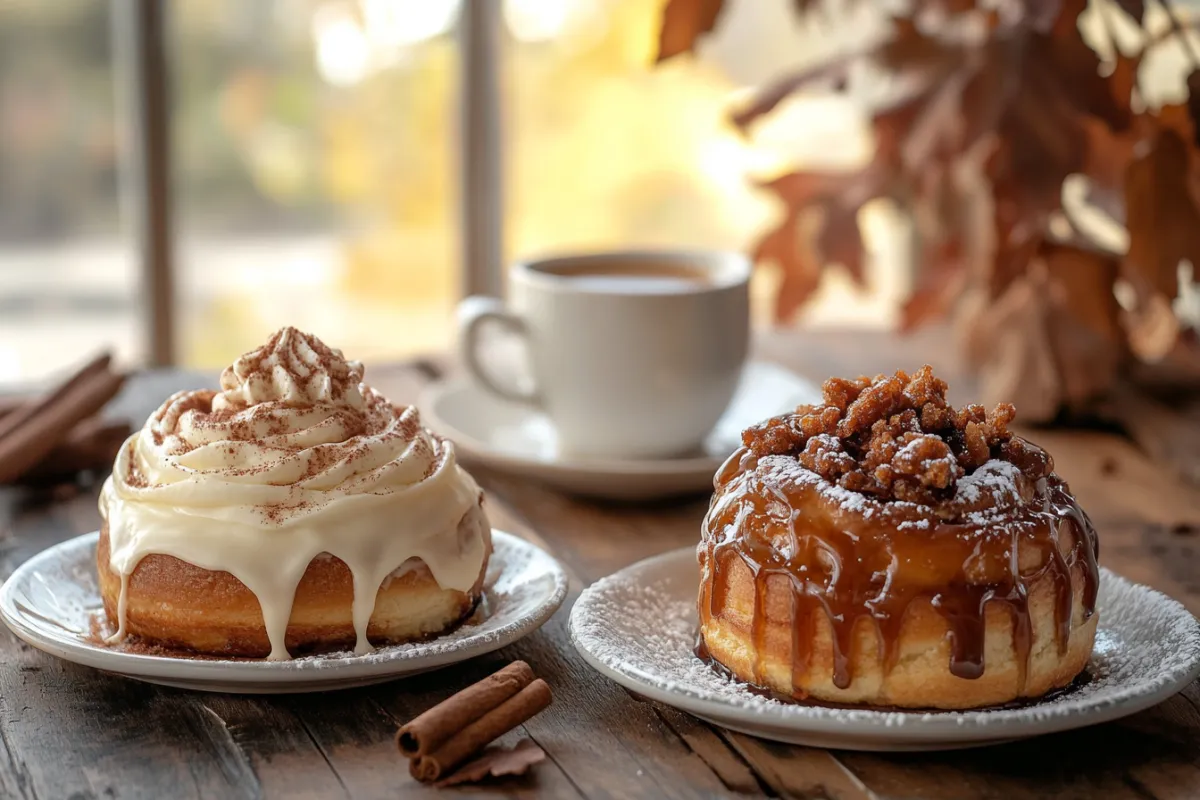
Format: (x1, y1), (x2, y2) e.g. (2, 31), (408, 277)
(361, 0), (461, 49)
(312, 5), (370, 86)
(504, 0), (598, 43)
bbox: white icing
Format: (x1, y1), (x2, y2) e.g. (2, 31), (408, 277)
(99, 328), (487, 660)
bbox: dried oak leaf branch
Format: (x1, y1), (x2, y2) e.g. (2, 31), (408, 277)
(656, 0), (1200, 421)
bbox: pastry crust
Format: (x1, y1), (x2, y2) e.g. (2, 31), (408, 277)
(97, 503), (492, 658)
(699, 540), (1097, 709)
(699, 366), (1100, 709)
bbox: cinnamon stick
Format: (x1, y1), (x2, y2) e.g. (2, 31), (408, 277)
(0, 353), (111, 442)
(0, 356), (124, 484)
(409, 679), (552, 783)
(396, 661), (536, 758)
(22, 420), (132, 481)
(0, 395), (28, 421)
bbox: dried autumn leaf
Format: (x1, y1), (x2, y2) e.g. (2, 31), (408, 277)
(656, 0), (724, 62)
(986, 73), (1084, 239)
(876, 18), (965, 73)
(754, 211), (822, 323)
(1126, 293), (1181, 362)
(1033, 28), (1131, 131)
(814, 202), (867, 285)
(434, 740), (546, 787)
(973, 247), (1122, 422)
(1105, 52), (1140, 116)
(1042, 244), (1125, 412)
(1157, 102), (1197, 147)
(870, 83), (958, 173)
(972, 274), (1064, 422)
(1123, 127), (1200, 300)
(732, 16), (963, 135)
(1129, 326), (1200, 391)
(957, 39), (1021, 148)
(758, 170), (855, 208)
(900, 254), (967, 332)
(930, 0), (978, 12)
(1111, 0), (1147, 23)
(1019, 0), (1072, 34)
(1046, 0), (1087, 39)
(1041, 241), (1124, 346)
(730, 57), (859, 131)
(1187, 70), (1200, 149)
(989, 202), (1044, 298)
(662, 0), (1192, 422)
(1079, 115), (1136, 221)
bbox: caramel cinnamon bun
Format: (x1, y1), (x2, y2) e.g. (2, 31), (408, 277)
(98, 327), (491, 659)
(698, 366), (1098, 709)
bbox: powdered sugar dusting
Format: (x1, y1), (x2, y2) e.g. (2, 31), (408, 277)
(955, 459), (1022, 505)
(569, 549), (1200, 739)
(752, 455), (1028, 531)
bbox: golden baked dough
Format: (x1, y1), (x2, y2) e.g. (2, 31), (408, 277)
(98, 327), (494, 660)
(97, 504), (492, 658)
(699, 366), (1099, 709)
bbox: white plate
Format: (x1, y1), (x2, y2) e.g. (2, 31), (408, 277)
(0, 530), (568, 694)
(569, 547), (1200, 751)
(421, 361), (820, 500)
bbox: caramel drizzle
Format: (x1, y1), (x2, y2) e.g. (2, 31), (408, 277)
(698, 444), (1100, 694)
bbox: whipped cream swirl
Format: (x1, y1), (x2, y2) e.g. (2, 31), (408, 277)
(101, 327), (487, 659)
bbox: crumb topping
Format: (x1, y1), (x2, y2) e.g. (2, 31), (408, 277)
(741, 365), (1046, 505)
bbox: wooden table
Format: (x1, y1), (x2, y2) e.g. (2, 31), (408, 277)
(0, 329), (1197, 800)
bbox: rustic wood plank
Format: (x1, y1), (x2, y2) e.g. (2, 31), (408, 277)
(836, 686), (1200, 800)
(650, 703), (764, 795)
(191, 695), (351, 799)
(480, 493), (750, 799)
(477, 478), (885, 799)
(1122, 684), (1200, 800)
(0, 338), (1197, 800)
(0, 638), (259, 800)
(502, 596), (742, 799)
(720, 733), (877, 800)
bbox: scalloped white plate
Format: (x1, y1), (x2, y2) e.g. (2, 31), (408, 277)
(569, 546), (1200, 751)
(0, 530), (567, 694)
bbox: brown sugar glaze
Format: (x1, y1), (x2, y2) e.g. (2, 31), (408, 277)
(698, 366), (1099, 696)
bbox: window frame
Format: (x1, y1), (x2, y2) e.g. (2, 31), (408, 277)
(123, 0), (504, 366)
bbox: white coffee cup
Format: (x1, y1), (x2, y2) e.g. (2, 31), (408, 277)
(458, 250), (750, 460)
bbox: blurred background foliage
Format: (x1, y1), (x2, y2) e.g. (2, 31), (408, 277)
(0, 0), (993, 378)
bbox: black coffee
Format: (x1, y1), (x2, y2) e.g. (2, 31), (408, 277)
(547, 263), (713, 294)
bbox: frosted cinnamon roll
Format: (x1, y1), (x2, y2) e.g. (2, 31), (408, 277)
(699, 366), (1099, 709)
(98, 327), (491, 659)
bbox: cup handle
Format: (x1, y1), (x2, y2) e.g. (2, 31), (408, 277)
(457, 295), (540, 405)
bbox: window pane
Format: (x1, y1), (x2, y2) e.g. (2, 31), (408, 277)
(172, 0), (458, 367)
(0, 0), (139, 382)
(504, 0), (907, 328)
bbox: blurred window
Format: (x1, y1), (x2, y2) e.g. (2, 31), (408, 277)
(0, 1), (140, 382)
(172, 0), (459, 368)
(0, 0), (937, 382)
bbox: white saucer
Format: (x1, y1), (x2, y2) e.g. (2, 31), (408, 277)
(569, 547), (1200, 751)
(0, 530), (567, 694)
(421, 361), (819, 500)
